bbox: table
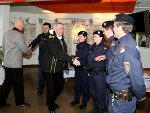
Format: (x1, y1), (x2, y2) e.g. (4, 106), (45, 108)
(146, 88), (150, 92)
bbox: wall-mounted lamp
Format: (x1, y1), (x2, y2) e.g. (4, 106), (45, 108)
(89, 19), (93, 25)
(39, 19), (43, 24)
(25, 18), (29, 24)
(71, 19), (76, 25)
(54, 18), (58, 23)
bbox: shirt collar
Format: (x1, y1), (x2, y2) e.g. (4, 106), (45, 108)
(12, 27), (21, 32)
(109, 36), (115, 42)
(118, 34), (131, 43)
(57, 35), (62, 40)
(97, 41), (104, 47)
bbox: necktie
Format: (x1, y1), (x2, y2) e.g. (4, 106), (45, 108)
(59, 39), (64, 52)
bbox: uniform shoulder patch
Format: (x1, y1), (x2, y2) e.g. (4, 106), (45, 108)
(120, 46), (125, 53)
(124, 62), (130, 74)
(111, 42), (115, 46)
(104, 47), (107, 50)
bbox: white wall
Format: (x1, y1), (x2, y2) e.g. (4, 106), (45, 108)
(0, 5), (10, 46)
(139, 47), (150, 68)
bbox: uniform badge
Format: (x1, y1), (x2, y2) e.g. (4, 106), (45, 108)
(49, 35), (55, 38)
(120, 46), (125, 53)
(49, 35), (52, 38)
(124, 62), (130, 74)
(103, 22), (106, 26)
(104, 47), (107, 50)
(111, 42), (115, 46)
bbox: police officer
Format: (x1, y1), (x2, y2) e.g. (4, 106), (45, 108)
(94, 21), (117, 111)
(107, 13), (146, 113)
(70, 31), (90, 109)
(29, 22), (51, 95)
(88, 30), (108, 113)
(102, 21), (116, 54)
(95, 21), (117, 66)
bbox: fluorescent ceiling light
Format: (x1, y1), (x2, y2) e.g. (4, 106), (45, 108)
(42, 10), (54, 14)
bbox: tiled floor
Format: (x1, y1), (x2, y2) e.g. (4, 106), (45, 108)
(0, 67), (149, 113)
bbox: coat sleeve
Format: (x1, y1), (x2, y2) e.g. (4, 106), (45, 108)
(124, 46), (146, 99)
(16, 34), (30, 55)
(29, 34), (41, 48)
(78, 46), (89, 65)
(47, 38), (73, 63)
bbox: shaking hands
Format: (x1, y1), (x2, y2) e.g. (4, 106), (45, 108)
(73, 57), (80, 66)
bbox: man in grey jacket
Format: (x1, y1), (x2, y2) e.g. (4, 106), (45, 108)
(0, 18), (32, 108)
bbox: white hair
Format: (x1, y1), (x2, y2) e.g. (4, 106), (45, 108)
(53, 22), (63, 29)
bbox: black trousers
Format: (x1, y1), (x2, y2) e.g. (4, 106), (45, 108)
(0, 67), (25, 106)
(43, 71), (64, 110)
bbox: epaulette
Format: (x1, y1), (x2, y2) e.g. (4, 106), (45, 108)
(49, 35), (55, 39)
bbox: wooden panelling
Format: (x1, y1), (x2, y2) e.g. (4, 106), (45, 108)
(31, 0), (136, 13)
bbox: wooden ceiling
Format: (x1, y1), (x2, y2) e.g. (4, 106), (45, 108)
(2, 0), (136, 13)
(31, 0), (136, 13)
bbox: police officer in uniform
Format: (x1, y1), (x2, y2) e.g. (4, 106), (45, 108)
(70, 31), (90, 109)
(88, 30), (108, 113)
(29, 23), (51, 95)
(41, 22), (80, 113)
(95, 21), (117, 68)
(107, 13), (146, 113)
(96, 21), (117, 110)
(102, 21), (116, 55)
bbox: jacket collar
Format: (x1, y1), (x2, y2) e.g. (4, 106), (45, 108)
(12, 27), (21, 32)
(109, 36), (115, 42)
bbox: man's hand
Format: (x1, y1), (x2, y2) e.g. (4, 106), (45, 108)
(73, 57), (80, 66)
(95, 55), (106, 62)
(28, 46), (32, 55)
(138, 96), (146, 102)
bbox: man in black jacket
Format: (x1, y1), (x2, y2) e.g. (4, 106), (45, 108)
(42, 22), (80, 113)
(29, 23), (51, 95)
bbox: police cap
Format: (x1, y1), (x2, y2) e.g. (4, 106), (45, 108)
(115, 13), (134, 24)
(102, 21), (114, 28)
(93, 30), (104, 38)
(78, 31), (88, 37)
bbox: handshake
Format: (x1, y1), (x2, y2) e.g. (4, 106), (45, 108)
(28, 45), (32, 55)
(72, 57), (80, 66)
(72, 55), (106, 67)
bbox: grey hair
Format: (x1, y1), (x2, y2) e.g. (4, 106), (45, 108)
(53, 22), (63, 29)
(115, 22), (133, 33)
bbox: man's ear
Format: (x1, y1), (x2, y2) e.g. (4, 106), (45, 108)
(118, 26), (122, 32)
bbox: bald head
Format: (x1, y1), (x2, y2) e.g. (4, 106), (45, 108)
(15, 18), (24, 31)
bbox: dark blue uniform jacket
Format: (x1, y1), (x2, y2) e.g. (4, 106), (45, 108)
(76, 41), (90, 67)
(29, 33), (45, 60)
(88, 42), (108, 69)
(106, 34), (146, 99)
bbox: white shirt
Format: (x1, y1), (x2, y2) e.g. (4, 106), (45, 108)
(57, 35), (62, 40)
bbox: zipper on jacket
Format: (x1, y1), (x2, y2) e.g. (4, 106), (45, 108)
(54, 58), (57, 73)
(50, 57), (54, 73)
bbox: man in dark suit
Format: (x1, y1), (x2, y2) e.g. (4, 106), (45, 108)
(42, 22), (80, 113)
